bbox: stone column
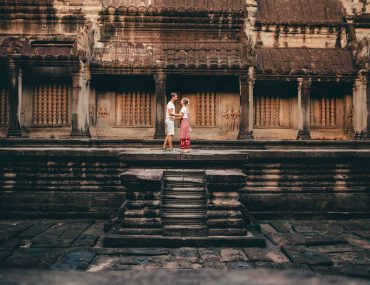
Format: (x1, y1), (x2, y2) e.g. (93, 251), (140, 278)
(238, 70), (254, 140)
(7, 60), (22, 138)
(364, 76), (370, 139)
(70, 69), (91, 137)
(353, 75), (368, 139)
(154, 73), (167, 139)
(297, 78), (311, 140)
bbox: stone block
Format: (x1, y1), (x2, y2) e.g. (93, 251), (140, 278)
(121, 169), (163, 183)
(205, 170), (247, 184)
(220, 248), (248, 262)
(282, 246), (333, 266)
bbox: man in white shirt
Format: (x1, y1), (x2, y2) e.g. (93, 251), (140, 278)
(162, 93), (178, 151)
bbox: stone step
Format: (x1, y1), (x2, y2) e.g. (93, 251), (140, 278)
(162, 194), (205, 199)
(161, 212), (206, 218)
(163, 225), (208, 237)
(162, 204), (206, 209)
(103, 228), (266, 247)
(208, 228), (248, 236)
(244, 186), (368, 192)
(163, 186), (205, 191)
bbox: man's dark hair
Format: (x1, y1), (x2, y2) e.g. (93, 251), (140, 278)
(171, 93), (178, 98)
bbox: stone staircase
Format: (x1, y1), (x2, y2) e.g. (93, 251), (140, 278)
(105, 168), (266, 247)
(161, 170), (207, 237)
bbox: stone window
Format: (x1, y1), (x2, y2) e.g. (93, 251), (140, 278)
(115, 92), (152, 127)
(311, 95), (343, 128)
(195, 92), (217, 127)
(32, 82), (70, 126)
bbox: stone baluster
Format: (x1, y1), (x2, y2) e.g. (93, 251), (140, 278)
(238, 68), (255, 140)
(297, 78), (311, 140)
(154, 73), (167, 139)
(7, 60), (22, 138)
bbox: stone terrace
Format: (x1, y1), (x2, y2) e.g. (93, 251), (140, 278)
(0, 218), (370, 280)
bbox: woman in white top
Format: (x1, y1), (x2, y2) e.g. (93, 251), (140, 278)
(174, 98), (191, 153)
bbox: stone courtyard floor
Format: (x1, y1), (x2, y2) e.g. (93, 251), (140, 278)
(1, 219), (370, 283)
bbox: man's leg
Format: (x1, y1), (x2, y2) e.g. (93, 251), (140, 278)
(168, 135), (173, 150)
(163, 136), (168, 149)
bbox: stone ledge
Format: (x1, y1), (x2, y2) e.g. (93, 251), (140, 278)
(206, 169), (247, 184)
(103, 229), (266, 248)
(121, 169), (163, 183)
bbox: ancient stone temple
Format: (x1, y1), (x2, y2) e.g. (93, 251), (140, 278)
(0, 0), (368, 141)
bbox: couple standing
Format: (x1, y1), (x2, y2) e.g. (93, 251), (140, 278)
(162, 93), (191, 153)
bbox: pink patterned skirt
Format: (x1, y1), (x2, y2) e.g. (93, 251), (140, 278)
(180, 118), (191, 150)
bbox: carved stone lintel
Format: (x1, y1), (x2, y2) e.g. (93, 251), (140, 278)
(7, 60), (22, 138)
(154, 73), (167, 139)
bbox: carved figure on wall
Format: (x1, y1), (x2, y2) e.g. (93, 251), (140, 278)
(353, 37), (370, 71)
(77, 21), (95, 63)
(89, 104), (96, 126)
(222, 105), (239, 132)
(97, 103), (110, 128)
(344, 104), (354, 134)
(222, 105), (230, 131)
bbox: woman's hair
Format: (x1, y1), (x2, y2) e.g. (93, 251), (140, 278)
(182, 98), (190, 106)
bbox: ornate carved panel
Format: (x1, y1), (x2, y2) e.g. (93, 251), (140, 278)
(196, 92), (217, 127)
(311, 96), (341, 128)
(255, 97), (282, 127)
(0, 86), (8, 125)
(32, 83), (70, 126)
(115, 92), (152, 127)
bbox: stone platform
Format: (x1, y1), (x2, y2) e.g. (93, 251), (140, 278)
(1, 144), (369, 219)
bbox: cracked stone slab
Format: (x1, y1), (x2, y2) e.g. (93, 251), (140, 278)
(3, 248), (66, 269)
(220, 249), (248, 262)
(31, 221), (94, 248)
(282, 246), (333, 266)
(173, 248), (200, 262)
(50, 249), (96, 271)
(0, 239), (21, 263)
(269, 221), (292, 233)
(19, 221), (55, 239)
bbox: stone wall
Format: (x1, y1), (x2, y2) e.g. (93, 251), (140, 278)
(0, 151), (126, 218)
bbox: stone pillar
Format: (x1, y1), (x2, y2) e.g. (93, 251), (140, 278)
(7, 60), (22, 138)
(154, 73), (167, 139)
(70, 69), (91, 137)
(364, 76), (370, 139)
(297, 78), (311, 140)
(353, 75), (368, 139)
(238, 70), (254, 140)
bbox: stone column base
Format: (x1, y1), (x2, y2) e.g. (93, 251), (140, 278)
(237, 131), (254, 140)
(297, 130), (311, 140)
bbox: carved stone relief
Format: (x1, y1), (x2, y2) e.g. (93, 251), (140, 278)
(96, 101), (110, 128)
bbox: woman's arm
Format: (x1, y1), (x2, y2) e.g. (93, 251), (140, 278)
(172, 112), (184, 119)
